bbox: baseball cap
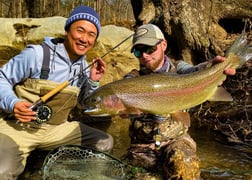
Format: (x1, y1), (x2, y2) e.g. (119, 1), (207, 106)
(131, 24), (165, 52)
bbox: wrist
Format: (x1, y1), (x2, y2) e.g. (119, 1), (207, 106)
(88, 78), (100, 86)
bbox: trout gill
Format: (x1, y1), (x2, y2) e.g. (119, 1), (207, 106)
(83, 33), (252, 116)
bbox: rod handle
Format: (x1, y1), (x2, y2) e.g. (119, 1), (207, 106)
(41, 80), (69, 102)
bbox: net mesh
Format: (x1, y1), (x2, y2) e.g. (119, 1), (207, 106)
(42, 145), (126, 180)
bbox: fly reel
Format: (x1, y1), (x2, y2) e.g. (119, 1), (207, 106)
(32, 104), (52, 124)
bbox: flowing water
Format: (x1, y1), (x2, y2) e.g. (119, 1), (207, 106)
(107, 117), (252, 180)
(19, 116), (252, 179)
(189, 125), (252, 180)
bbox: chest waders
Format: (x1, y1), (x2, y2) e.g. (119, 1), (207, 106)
(14, 43), (79, 126)
(0, 42), (116, 180)
(125, 60), (200, 179)
(15, 78), (79, 125)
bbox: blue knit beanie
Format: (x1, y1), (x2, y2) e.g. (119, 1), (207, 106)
(64, 6), (100, 36)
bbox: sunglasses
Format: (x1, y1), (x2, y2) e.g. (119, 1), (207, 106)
(133, 40), (162, 58)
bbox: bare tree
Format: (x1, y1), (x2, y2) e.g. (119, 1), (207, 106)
(0, 0), (134, 25)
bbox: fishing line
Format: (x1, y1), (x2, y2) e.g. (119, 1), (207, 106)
(68, 32), (134, 84)
(29, 34), (135, 124)
(68, 11), (165, 83)
(31, 12), (165, 124)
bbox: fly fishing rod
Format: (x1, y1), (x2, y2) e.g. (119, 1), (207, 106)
(31, 13), (165, 123)
(30, 33), (135, 124)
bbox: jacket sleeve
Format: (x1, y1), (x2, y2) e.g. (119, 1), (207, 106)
(176, 60), (210, 74)
(0, 46), (40, 112)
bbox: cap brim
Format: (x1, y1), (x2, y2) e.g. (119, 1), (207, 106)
(131, 38), (160, 52)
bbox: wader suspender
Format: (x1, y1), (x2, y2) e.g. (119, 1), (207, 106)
(40, 43), (50, 79)
(39, 41), (84, 85)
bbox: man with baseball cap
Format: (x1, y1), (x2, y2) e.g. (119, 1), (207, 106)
(0, 6), (113, 179)
(131, 23), (165, 49)
(125, 24), (236, 179)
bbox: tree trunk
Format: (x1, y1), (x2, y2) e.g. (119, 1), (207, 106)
(131, 0), (252, 64)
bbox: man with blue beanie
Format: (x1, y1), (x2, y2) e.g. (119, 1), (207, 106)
(0, 6), (113, 179)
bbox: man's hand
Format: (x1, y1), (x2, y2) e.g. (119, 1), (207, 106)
(13, 101), (36, 122)
(213, 55), (236, 75)
(90, 58), (106, 82)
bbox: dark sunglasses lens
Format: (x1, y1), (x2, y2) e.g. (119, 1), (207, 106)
(146, 46), (157, 54)
(134, 50), (142, 58)
(133, 42), (159, 58)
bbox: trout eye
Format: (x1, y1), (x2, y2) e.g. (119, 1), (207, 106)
(91, 97), (101, 104)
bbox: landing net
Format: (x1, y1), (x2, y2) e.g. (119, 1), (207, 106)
(42, 145), (126, 180)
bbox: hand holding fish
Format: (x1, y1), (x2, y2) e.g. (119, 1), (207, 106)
(90, 58), (106, 82)
(83, 32), (251, 117)
(212, 55), (236, 75)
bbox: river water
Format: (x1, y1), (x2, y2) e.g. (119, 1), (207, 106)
(107, 117), (252, 180)
(17, 115), (252, 179)
(190, 124), (252, 180)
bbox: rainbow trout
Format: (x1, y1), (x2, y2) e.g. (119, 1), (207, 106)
(83, 33), (252, 116)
